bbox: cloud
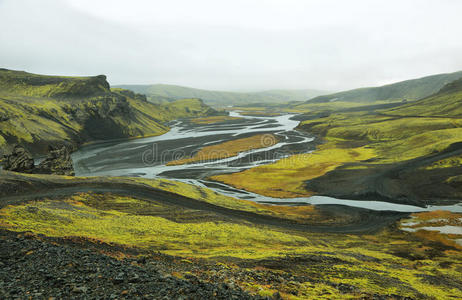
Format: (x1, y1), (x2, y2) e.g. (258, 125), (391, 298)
(1, 0), (462, 91)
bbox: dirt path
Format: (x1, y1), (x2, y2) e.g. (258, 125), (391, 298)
(0, 176), (406, 234)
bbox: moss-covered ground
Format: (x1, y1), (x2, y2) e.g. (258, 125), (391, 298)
(167, 134), (280, 166)
(211, 141), (375, 197)
(190, 115), (242, 124)
(0, 188), (460, 299)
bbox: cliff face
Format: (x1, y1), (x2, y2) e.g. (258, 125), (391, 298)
(0, 69), (110, 98)
(0, 69), (217, 156)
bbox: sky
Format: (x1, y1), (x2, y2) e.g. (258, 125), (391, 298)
(1, 0), (462, 91)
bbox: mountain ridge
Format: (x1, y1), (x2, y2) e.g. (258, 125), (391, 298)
(114, 83), (329, 106)
(383, 76), (462, 117)
(303, 70), (462, 104)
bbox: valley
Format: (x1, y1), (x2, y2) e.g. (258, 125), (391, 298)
(1, 69), (462, 299)
(3, 1), (462, 298)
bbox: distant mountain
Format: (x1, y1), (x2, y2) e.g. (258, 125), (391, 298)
(303, 70), (462, 104)
(384, 77), (462, 117)
(114, 84), (328, 106)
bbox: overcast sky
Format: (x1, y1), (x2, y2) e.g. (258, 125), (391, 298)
(1, 0), (462, 91)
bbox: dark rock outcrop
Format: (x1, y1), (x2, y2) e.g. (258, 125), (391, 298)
(116, 89), (148, 102)
(0, 230), (260, 299)
(2, 145), (34, 173)
(37, 145), (75, 176)
(2, 144), (75, 176)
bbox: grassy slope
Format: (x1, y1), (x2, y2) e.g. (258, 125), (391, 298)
(213, 77), (462, 202)
(385, 77), (462, 117)
(162, 97), (219, 118)
(115, 83), (328, 106)
(304, 78), (462, 164)
(295, 70), (462, 106)
(0, 68), (109, 98)
(0, 69), (216, 155)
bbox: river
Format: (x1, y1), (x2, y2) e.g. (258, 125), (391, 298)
(72, 112), (462, 213)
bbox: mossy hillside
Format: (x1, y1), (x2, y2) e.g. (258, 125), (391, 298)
(130, 177), (277, 216)
(0, 69), (110, 98)
(0, 93), (168, 155)
(300, 70), (462, 104)
(301, 78), (462, 151)
(163, 98), (219, 117)
(301, 112), (462, 164)
(289, 99), (402, 114)
(0, 191), (461, 299)
(0, 171), (320, 223)
(213, 77), (462, 199)
(0, 95), (84, 149)
(0, 69), (217, 155)
(0, 195), (310, 259)
(424, 153), (462, 170)
(299, 78), (462, 164)
(384, 78), (462, 117)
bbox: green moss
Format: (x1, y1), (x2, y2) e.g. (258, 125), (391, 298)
(0, 195), (309, 259)
(167, 134), (280, 166)
(0, 70), (217, 153)
(0, 69), (110, 98)
(0, 188), (460, 299)
(129, 177), (286, 217)
(386, 90), (462, 117)
(210, 142), (375, 198)
(190, 116), (241, 124)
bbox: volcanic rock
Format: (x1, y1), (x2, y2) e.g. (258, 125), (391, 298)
(36, 145), (75, 176)
(2, 145), (34, 173)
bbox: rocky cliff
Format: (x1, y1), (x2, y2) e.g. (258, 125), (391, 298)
(0, 69), (218, 157)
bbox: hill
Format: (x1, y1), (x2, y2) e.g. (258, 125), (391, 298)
(284, 76), (462, 203)
(0, 68), (110, 98)
(114, 83), (328, 106)
(214, 75), (462, 205)
(384, 77), (462, 117)
(300, 70), (462, 105)
(0, 69), (217, 156)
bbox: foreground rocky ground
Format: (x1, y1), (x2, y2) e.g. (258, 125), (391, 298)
(0, 230), (262, 299)
(0, 229), (424, 300)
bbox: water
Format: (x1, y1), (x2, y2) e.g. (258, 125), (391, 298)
(72, 112), (462, 213)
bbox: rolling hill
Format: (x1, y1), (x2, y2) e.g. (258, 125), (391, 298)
(384, 77), (462, 117)
(301, 70), (462, 105)
(114, 83), (328, 106)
